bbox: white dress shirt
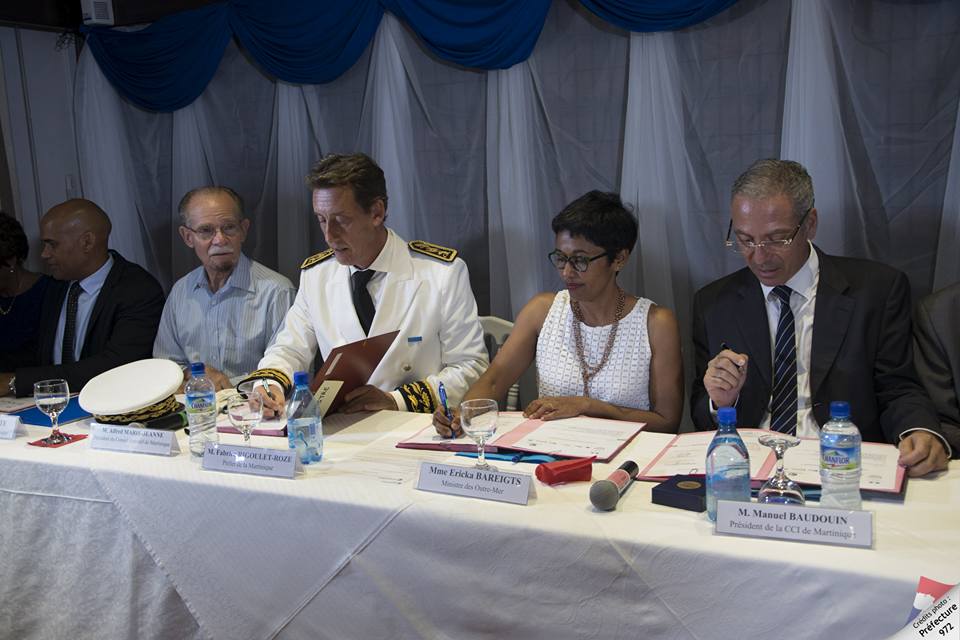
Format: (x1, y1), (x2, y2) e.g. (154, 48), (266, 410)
(53, 255), (114, 365)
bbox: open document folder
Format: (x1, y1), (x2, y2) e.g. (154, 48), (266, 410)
(397, 412), (644, 462)
(638, 429), (907, 496)
(310, 330), (400, 417)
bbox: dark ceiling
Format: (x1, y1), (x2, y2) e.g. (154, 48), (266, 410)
(0, 0), (220, 31)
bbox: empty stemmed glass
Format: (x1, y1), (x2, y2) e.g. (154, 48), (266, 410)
(227, 393), (263, 445)
(459, 399), (499, 470)
(757, 432), (805, 505)
(34, 379), (71, 445)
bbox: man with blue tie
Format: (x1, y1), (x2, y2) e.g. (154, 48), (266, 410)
(691, 159), (949, 477)
(0, 199), (164, 397)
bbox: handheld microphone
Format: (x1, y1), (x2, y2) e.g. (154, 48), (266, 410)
(589, 460), (639, 511)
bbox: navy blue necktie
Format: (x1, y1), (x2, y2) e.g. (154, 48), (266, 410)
(61, 282), (82, 364)
(770, 285), (797, 435)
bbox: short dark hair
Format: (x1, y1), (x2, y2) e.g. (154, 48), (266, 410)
(0, 211), (28, 264)
(305, 153), (388, 213)
(177, 186), (245, 226)
(551, 191), (638, 261)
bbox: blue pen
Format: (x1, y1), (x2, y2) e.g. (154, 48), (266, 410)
(438, 382), (454, 438)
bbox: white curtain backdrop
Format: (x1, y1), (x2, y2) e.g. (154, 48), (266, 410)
(4, 0), (960, 428)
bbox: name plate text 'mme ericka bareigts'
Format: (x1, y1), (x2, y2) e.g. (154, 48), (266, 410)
(202, 443), (297, 479)
(416, 462), (535, 505)
(715, 500), (873, 548)
(90, 423), (180, 456)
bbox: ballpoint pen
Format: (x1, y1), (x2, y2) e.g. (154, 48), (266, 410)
(438, 382), (454, 438)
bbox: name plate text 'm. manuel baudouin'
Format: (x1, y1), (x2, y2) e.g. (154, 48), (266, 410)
(715, 500), (873, 548)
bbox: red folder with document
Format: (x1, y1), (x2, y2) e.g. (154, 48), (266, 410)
(310, 330), (400, 416)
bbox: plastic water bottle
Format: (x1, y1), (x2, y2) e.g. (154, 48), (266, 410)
(706, 407), (751, 522)
(819, 401), (862, 510)
(286, 371), (323, 465)
(185, 362), (218, 458)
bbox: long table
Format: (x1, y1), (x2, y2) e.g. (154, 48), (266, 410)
(0, 412), (956, 639)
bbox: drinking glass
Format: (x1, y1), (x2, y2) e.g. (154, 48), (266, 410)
(227, 393), (263, 445)
(757, 433), (805, 505)
(459, 399), (499, 470)
(34, 379), (70, 445)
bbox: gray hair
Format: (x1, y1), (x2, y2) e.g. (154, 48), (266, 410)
(177, 186), (245, 226)
(731, 159), (815, 220)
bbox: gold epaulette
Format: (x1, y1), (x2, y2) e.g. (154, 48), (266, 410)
(396, 380), (438, 414)
(301, 248), (334, 270)
(238, 368), (293, 395)
(408, 240), (457, 263)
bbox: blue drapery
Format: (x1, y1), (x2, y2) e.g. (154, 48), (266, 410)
(83, 0), (738, 112)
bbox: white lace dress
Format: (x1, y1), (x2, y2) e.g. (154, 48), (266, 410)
(535, 290), (653, 410)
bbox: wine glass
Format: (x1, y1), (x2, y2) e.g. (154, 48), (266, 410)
(460, 399), (498, 470)
(34, 379), (70, 445)
(227, 393), (263, 445)
(757, 432), (805, 505)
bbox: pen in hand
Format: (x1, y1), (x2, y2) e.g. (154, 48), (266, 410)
(438, 382), (454, 438)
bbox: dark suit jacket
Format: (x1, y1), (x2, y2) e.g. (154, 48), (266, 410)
(913, 282), (960, 457)
(13, 251), (165, 396)
(691, 247), (942, 445)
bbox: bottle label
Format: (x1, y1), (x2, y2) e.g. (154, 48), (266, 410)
(820, 446), (860, 471)
(186, 392), (215, 413)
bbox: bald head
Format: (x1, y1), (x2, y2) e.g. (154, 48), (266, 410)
(40, 199), (112, 281)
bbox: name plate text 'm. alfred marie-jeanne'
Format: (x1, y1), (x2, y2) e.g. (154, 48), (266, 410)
(715, 501), (873, 548)
(417, 462), (535, 505)
(90, 423), (180, 456)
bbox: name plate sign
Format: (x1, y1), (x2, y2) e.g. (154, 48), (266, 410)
(715, 500), (873, 548)
(202, 443), (296, 479)
(0, 414), (22, 440)
(416, 462), (534, 505)
(90, 423), (180, 456)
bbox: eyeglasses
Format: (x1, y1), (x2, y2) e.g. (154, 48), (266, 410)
(183, 222), (242, 242)
(547, 250), (609, 273)
(724, 207), (812, 255)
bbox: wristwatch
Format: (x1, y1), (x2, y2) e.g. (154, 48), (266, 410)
(7, 376), (15, 396)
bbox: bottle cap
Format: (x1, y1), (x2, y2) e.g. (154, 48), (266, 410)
(293, 371), (309, 386)
(717, 407), (737, 425)
(189, 362), (205, 376)
(829, 401), (850, 419)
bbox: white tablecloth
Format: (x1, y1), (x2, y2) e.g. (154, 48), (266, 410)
(0, 412), (956, 640)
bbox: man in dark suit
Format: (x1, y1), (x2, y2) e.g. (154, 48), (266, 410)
(0, 199), (164, 398)
(913, 282), (960, 457)
(691, 159), (949, 477)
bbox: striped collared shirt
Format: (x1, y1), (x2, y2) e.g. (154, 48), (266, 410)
(153, 254), (296, 380)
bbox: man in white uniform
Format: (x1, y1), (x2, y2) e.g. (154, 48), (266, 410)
(252, 153), (487, 415)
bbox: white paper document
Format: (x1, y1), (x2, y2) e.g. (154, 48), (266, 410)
(640, 429), (769, 479)
(493, 416), (643, 462)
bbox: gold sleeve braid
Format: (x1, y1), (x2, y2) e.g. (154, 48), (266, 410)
(238, 368), (293, 396)
(396, 380), (438, 413)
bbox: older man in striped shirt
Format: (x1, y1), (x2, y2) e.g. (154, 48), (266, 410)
(154, 186), (296, 390)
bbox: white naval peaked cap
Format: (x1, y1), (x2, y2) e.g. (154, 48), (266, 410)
(79, 358), (183, 417)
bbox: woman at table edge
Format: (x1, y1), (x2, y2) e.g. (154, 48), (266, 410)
(434, 190), (683, 436)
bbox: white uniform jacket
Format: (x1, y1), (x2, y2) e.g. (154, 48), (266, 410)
(257, 229), (488, 412)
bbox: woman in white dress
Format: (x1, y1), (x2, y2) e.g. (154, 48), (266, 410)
(434, 191), (682, 435)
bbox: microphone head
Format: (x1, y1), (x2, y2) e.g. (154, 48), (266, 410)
(589, 479), (620, 511)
